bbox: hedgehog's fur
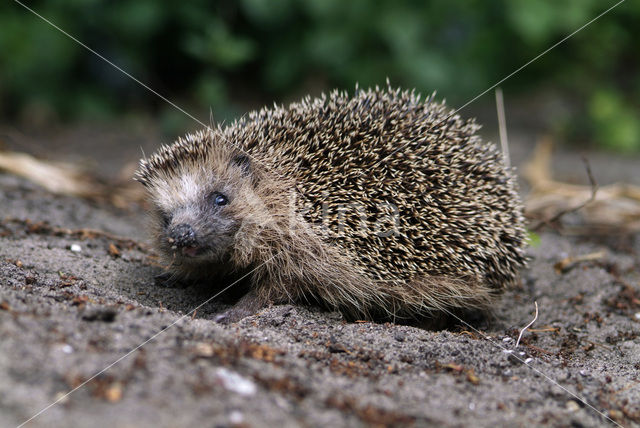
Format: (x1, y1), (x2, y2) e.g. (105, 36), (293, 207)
(136, 86), (527, 323)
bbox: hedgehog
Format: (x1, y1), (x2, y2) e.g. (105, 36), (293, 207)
(135, 86), (526, 323)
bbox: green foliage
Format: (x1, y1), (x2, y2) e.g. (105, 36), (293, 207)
(0, 1), (638, 150)
(526, 231), (541, 248)
(589, 90), (640, 152)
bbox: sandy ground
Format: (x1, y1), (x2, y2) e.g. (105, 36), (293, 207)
(1, 126), (639, 428)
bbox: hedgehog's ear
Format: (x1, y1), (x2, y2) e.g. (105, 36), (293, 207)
(232, 153), (251, 175)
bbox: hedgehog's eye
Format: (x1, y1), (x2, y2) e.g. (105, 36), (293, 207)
(214, 193), (229, 207)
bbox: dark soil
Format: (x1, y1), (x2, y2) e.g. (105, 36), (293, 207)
(1, 126), (639, 428)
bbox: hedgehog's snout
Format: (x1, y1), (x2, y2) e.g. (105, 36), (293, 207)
(168, 223), (197, 250)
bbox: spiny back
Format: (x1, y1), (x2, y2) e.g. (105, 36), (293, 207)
(218, 87), (526, 288)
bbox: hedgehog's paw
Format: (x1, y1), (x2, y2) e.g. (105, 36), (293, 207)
(154, 272), (193, 289)
(214, 290), (268, 324)
(213, 307), (253, 324)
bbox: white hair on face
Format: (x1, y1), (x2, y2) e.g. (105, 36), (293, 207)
(152, 171), (203, 211)
(180, 173), (201, 202)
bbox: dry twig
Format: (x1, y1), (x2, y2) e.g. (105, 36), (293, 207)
(515, 301), (538, 349)
(524, 138), (640, 233)
(553, 251), (606, 274)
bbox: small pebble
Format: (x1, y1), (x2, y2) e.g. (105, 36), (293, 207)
(609, 409), (624, 420)
(53, 391), (69, 404)
(524, 357), (533, 364)
(229, 411), (244, 424)
(70, 244), (82, 252)
(394, 332), (406, 342)
(193, 342), (215, 357)
(216, 368), (257, 396)
(634, 312), (640, 320)
(105, 382), (123, 402)
(566, 400), (580, 412)
(61, 344), (73, 354)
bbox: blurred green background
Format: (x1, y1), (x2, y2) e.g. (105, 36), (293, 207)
(1, 0), (638, 151)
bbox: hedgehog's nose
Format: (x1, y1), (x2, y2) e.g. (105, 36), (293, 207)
(168, 223), (197, 248)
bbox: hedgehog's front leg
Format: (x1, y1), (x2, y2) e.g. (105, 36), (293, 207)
(154, 271), (198, 289)
(213, 288), (271, 324)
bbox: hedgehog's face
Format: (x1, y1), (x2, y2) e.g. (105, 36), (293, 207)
(156, 186), (238, 265)
(146, 152), (261, 270)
